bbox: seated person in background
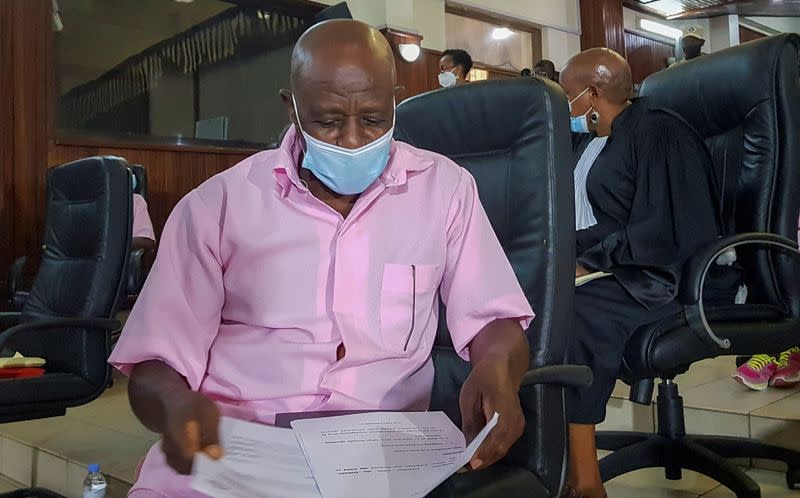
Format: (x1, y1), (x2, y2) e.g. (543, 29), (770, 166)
(438, 48), (472, 87)
(559, 48), (723, 498)
(110, 19), (533, 498)
(533, 59), (559, 82)
(132, 180), (156, 251)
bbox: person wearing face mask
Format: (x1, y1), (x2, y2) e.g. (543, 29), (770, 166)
(438, 48), (472, 88)
(109, 20), (533, 498)
(558, 48), (724, 498)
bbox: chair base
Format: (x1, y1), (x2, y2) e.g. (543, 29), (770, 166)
(597, 381), (800, 498)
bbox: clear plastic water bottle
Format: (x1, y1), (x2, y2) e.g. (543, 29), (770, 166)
(82, 464), (107, 498)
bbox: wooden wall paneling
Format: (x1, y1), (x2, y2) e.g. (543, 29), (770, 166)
(0, 0), (16, 278)
(10, 0), (51, 270)
(580, 0), (626, 56)
(624, 30), (674, 85)
(48, 144), (250, 239)
(739, 25), (767, 44)
(394, 49), (443, 102)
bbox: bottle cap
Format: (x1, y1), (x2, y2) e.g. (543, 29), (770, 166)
(88, 464), (100, 474)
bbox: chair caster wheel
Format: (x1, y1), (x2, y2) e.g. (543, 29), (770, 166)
(786, 467), (800, 489)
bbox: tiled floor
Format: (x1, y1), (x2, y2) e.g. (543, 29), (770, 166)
(0, 358), (797, 497)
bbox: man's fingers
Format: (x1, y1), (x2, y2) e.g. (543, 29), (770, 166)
(468, 408), (524, 470)
(199, 412), (223, 460)
(459, 388), (483, 442)
(184, 420), (202, 460)
(163, 435), (194, 475)
(469, 429), (507, 470)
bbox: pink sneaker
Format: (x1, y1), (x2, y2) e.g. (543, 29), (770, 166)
(770, 347), (800, 388)
(732, 354), (777, 391)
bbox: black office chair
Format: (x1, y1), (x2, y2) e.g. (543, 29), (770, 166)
(9, 160), (150, 311)
(395, 78), (591, 497)
(0, 157), (131, 498)
(596, 34), (800, 498)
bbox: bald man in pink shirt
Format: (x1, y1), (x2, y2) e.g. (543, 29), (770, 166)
(110, 20), (534, 498)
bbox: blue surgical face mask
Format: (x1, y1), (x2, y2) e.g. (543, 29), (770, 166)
(569, 87), (592, 134)
(292, 95), (394, 195)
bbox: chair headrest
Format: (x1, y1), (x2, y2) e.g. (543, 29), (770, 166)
(396, 78), (569, 157)
(129, 164), (147, 198)
(641, 33), (800, 137)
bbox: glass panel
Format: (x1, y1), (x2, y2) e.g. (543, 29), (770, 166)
(445, 13), (533, 74)
(55, 0), (317, 147)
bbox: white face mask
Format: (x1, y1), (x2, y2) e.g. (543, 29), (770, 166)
(438, 68), (458, 88)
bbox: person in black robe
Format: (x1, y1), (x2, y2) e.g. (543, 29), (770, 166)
(559, 48), (723, 498)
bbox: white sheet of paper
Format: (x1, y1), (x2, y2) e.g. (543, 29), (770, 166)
(291, 411), (499, 498)
(191, 417), (321, 498)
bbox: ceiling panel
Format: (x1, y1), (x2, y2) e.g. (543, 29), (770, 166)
(625, 0), (800, 19)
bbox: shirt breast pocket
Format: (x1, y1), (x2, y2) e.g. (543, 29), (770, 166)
(379, 263), (440, 356)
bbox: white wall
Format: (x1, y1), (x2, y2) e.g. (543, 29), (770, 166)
(709, 15), (739, 52)
(743, 17), (800, 34)
(317, 0), (581, 64)
(447, 0), (580, 32)
(447, 0), (581, 65)
(542, 28), (582, 70)
(316, 0), (387, 28)
(413, 0), (446, 50)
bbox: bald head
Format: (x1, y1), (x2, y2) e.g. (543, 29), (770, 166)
(560, 48), (632, 105)
(290, 19), (396, 92)
(282, 20), (397, 151)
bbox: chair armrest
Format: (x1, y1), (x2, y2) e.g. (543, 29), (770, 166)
(520, 364), (593, 389)
(0, 312), (22, 331)
(7, 256), (28, 308)
(126, 249), (145, 295)
(126, 248), (155, 296)
(0, 317), (121, 352)
(679, 232), (800, 349)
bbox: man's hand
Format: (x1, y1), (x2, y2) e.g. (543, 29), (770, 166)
(461, 318), (529, 470)
(128, 361), (223, 475)
(576, 264), (591, 278)
(460, 358), (525, 470)
(161, 390), (223, 474)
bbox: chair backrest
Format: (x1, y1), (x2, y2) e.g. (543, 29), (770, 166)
(640, 34), (800, 309)
(395, 78), (574, 494)
(22, 156), (132, 322)
(130, 163), (148, 199)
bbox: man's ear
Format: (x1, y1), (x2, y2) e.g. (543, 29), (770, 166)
(700, 39), (706, 48)
(394, 85), (406, 101)
(279, 89), (296, 125)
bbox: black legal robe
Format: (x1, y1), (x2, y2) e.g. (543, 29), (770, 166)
(576, 98), (721, 310)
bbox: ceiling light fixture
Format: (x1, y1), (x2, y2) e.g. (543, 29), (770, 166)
(491, 27), (515, 40)
(398, 43), (421, 63)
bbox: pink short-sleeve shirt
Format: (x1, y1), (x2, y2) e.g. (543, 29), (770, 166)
(132, 193), (155, 241)
(110, 126), (534, 497)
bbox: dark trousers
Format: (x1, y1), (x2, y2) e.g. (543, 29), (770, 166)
(566, 278), (680, 425)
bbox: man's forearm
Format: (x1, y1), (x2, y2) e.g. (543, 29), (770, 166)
(468, 318), (530, 388)
(129, 360), (191, 433)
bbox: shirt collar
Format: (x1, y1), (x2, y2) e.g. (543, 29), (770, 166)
(270, 125), (435, 197)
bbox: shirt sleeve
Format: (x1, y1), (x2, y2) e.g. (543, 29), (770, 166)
(132, 194), (156, 241)
(109, 190), (224, 390)
(439, 168), (534, 361)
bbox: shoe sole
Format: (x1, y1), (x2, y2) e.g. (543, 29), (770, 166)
(732, 374), (769, 391)
(770, 374), (800, 388)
